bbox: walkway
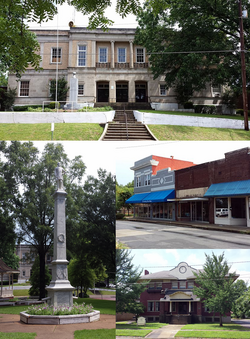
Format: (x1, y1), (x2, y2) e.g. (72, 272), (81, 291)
(0, 313), (115, 339)
(116, 324), (183, 339)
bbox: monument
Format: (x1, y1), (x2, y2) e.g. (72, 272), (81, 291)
(46, 162), (74, 306)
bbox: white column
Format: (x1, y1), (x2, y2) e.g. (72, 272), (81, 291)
(189, 301), (191, 313)
(92, 41), (96, 67)
(130, 40), (134, 68)
(169, 301), (172, 313)
(111, 41), (115, 68)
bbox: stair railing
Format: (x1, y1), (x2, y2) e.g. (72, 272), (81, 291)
(124, 109), (129, 140)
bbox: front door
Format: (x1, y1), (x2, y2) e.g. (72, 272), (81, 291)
(179, 302), (188, 314)
(135, 82), (147, 102)
(116, 82), (128, 102)
(97, 82), (109, 102)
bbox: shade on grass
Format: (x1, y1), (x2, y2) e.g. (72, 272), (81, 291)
(0, 123), (103, 140)
(0, 333), (36, 339)
(176, 330), (250, 338)
(148, 125), (250, 140)
(116, 329), (152, 337)
(74, 329), (115, 339)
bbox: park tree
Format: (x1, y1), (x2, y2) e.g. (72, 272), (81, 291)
(233, 287), (250, 319)
(193, 252), (238, 326)
(135, 0), (250, 105)
(116, 181), (134, 215)
(1, 0), (141, 78)
(49, 77), (69, 103)
(116, 249), (147, 319)
(29, 256), (51, 296)
(0, 141), (86, 299)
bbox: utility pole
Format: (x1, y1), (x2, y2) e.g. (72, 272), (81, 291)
(238, 0), (249, 131)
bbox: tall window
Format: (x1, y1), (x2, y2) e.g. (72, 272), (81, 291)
(160, 84), (167, 96)
(78, 45), (86, 66)
(78, 84), (84, 96)
(20, 81), (29, 97)
(155, 302), (160, 311)
(136, 48), (145, 62)
(51, 48), (62, 63)
(180, 281), (186, 289)
(148, 301), (154, 311)
(99, 48), (108, 63)
(118, 48), (126, 62)
(145, 174), (150, 186)
(136, 176), (141, 187)
(172, 281), (178, 289)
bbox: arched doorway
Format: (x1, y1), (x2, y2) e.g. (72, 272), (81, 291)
(135, 82), (148, 102)
(116, 82), (128, 102)
(97, 82), (109, 102)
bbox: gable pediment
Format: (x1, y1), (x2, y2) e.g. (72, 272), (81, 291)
(169, 291), (192, 300)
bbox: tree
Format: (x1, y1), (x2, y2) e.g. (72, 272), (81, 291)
(29, 256), (51, 296)
(116, 181), (134, 215)
(49, 77), (69, 103)
(116, 249), (147, 320)
(233, 288), (250, 319)
(135, 0), (250, 105)
(68, 257), (107, 297)
(1, 0), (141, 77)
(193, 252), (237, 326)
(0, 141), (86, 299)
(231, 280), (249, 317)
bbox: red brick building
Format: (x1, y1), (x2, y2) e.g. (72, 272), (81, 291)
(139, 262), (238, 324)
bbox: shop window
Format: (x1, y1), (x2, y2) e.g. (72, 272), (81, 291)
(215, 198), (228, 218)
(178, 202), (190, 218)
(231, 197), (246, 218)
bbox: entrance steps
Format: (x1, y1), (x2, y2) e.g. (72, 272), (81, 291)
(94, 102), (151, 110)
(102, 110), (156, 141)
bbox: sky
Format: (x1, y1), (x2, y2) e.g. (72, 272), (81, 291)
(26, 141), (115, 180)
(115, 140), (250, 185)
(28, 1), (138, 30)
(129, 249), (250, 284)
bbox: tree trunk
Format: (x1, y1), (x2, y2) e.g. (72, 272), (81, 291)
(219, 314), (223, 327)
(39, 251), (46, 300)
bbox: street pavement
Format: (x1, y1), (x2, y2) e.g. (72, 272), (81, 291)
(116, 219), (250, 249)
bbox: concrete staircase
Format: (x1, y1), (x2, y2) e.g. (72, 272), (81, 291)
(102, 110), (156, 141)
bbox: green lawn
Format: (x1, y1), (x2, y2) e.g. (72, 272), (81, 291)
(0, 123), (103, 140)
(74, 329), (115, 339)
(148, 125), (250, 140)
(0, 299), (115, 316)
(13, 290), (29, 297)
(116, 321), (167, 337)
(116, 329), (152, 337)
(175, 323), (250, 338)
(0, 334), (36, 339)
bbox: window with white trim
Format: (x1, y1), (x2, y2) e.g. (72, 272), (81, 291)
(180, 281), (186, 289)
(136, 176), (141, 187)
(145, 174), (150, 186)
(51, 48), (62, 63)
(160, 84), (167, 96)
(99, 47), (108, 63)
(22, 270), (25, 277)
(148, 301), (154, 312)
(188, 281), (194, 289)
(20, 81), (29, 97)
(78, 45), (87, 66)
(172, 281), (178, 289)
(118, 48), (126, 63)
(136, 48), (145, 62)
(78, 84), (84, 96)
(155, 302), (160, 311)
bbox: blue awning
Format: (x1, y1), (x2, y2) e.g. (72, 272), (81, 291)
(142, 189), (175, 203)
(204, 179), (250, 197)
(125, 192), (151, 204)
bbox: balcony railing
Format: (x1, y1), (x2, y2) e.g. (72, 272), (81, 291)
(115, 63), (130, 69)
(134, 63), (148, 68)
(96, 62), (111, 68)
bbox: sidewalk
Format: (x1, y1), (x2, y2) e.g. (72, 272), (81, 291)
(0, 313), (115, 339)
(116, 324), (183, 339)
(128, 218), (250, 234)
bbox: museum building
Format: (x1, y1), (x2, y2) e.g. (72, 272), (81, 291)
(127, 148), (250, 227)
(139, 262), (238, 324)
(8, 27), (223, 108)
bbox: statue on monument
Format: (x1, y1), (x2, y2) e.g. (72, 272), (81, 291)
(55, 162), (65, 190)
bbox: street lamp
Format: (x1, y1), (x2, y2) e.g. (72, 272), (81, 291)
(238, 0), (249, 131)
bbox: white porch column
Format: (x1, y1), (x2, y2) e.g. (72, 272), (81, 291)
(189, 301), (191, 313)
(169, 301), (172, 313)
(130, 40), (134, 68)
(111, 41), (115, 68)
(1, 273), (3, 297)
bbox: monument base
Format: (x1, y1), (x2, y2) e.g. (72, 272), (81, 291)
(46, 281), (74, 307)
(20, 310), (100, 324)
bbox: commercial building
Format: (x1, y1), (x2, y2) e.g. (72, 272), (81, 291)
(8, 27), (222, 109)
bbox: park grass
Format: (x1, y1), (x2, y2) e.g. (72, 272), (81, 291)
(74, 298), (115, 315)
(0, 333), (36, 339)
(74, 329), (115, 339)
(175, 323), (250, 338)
(116, 329), (152, 337)
(140, 110), (244, 120)
(116, 322), (166, 329)
(0, 299), (115, 315)
(0, 123), (103, 140)
(148, 125), (250, 140)
(13, 290), (29, 297)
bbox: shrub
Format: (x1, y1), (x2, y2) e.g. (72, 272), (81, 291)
(236, 109), (250, 116)
(116, 213), (125, 220)
(194, 105), (217, 114)
(48, 101), (61, 109)
(78, 106), (113, 112)
(183, 101), (194, 109)
(26, 303), (94, 315)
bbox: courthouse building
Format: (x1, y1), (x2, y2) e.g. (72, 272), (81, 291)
(8, 27), (222, 108)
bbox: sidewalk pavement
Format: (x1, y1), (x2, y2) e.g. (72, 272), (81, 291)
(128, 218), (250, 234)
(116, 324), (183, 339)
(0, 313), (115, 339)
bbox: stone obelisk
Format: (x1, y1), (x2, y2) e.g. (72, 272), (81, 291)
(46, 162), (74, 307)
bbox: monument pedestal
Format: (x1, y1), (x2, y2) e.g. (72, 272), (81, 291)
(46, 188), (74, 307)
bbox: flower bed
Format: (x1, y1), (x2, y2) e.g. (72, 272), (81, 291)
(27, 303), (94, 316)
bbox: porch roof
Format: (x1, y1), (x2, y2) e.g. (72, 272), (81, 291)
(0, 259), (19, 274)
(204, 179), (250, 197)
